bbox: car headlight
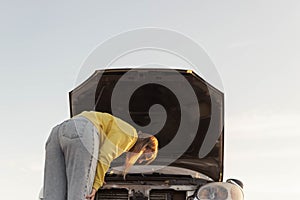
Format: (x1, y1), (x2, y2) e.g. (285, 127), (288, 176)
(197, 182), (244, 200)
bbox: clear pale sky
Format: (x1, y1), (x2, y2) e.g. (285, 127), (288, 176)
(1, 1), (299, 199)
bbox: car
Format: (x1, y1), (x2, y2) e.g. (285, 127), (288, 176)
(40, 68), (244, 200)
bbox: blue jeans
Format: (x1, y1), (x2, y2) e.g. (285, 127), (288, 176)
(43, 117), (99, 200)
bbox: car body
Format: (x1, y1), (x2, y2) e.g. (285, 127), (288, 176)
(68, 68), (244, 200)
(40, 68), (243, 200)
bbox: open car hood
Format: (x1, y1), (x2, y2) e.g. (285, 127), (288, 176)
(69, 68), (224, 181)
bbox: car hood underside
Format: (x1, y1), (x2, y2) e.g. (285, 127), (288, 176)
(69, 68), (224, 181)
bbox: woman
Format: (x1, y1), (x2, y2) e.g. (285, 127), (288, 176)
(43, 111), (158, 200)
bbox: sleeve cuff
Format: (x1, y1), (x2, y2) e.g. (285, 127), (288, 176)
(93, 181), (103, 191)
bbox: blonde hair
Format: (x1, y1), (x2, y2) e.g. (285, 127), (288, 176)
(123, 132), (158, 178)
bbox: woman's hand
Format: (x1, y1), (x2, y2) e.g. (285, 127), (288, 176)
(86, 188), (97, 200)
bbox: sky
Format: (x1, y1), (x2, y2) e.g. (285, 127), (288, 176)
(0, 1), (300, 199)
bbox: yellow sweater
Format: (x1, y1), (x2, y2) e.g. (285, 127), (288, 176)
(76, 111), (138, 190)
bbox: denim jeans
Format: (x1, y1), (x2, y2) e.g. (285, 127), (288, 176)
(43, 117), (99, 200)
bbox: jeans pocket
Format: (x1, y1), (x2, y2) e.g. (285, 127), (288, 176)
(61, 119), (90, 139)
(61, 119), (83, 139)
